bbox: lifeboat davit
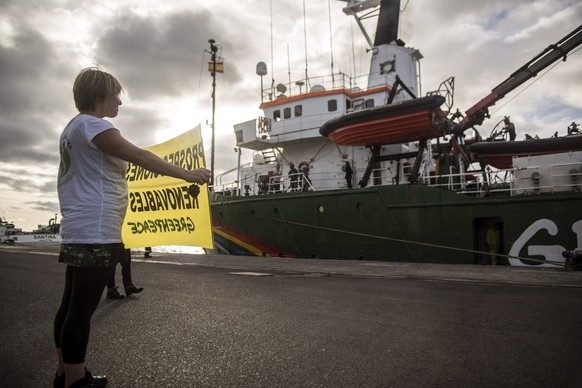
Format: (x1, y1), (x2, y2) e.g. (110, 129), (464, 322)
(468, 136), (582, 169)
(319, 95), (447, 146)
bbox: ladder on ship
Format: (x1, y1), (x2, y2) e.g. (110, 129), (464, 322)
(261, 148), (278, 164)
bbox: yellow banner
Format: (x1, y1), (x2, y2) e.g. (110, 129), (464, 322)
(122, 126), (213, 249)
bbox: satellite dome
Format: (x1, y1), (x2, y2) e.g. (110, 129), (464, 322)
(256, 62), (267, 76)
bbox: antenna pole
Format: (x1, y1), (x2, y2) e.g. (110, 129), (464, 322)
(328, 0), (335, 86)
(303, 0), (309, 87)
(287, 44), (291, 94)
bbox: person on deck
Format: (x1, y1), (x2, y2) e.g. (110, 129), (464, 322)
(503, 117), (516, 141)
(288, 163), (299, 191)
(344, 161), (353, 189)
(53, 67), (210, 388)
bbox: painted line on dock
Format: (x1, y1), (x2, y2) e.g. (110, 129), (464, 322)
(0, 249), (59, 256)
(230, 272), (273, 277)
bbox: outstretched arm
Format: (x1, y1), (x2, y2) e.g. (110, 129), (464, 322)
(92, 128), (211, 185)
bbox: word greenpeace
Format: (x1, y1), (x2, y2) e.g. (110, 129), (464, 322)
(126, 142), (205, 182)
(129, 186), (199, 212)
(126, 217), (196, 235)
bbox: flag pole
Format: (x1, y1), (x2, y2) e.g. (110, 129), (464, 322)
(208, 39), (218, 187)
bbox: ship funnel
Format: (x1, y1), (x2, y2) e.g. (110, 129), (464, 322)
(374, 0), (401, 46)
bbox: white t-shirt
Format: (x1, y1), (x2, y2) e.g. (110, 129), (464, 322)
(57, 114), (128, 244)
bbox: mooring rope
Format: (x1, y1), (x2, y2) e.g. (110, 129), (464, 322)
(220, 206), (572, 269)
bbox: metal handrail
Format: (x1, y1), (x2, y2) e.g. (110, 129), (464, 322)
(212, 161), (582, 197)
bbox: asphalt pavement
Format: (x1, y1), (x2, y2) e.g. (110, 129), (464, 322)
(1, 244), (581, 387)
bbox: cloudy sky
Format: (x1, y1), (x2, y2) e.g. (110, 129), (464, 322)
(1, 0), (581, 231)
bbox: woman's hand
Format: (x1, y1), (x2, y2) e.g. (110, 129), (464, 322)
(183, 168), (211, 184)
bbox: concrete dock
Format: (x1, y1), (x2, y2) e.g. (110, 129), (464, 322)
(1, 244), (581, 387)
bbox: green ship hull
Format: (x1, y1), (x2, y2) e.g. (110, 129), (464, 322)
(210, 186), (580, 267)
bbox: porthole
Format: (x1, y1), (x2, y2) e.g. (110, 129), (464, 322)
(250, 209), (255, 215)
(318, 205), (325, 213)
(356, 202), (364, 211)
(273, 208), (279, 214)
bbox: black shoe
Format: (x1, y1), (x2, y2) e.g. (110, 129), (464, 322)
(68, 373), (108, 388)
(125, 285), (144, 296)
(106, 286), (125, 299)
(53, 372), (64, 388)
(53, 369), (107, 388)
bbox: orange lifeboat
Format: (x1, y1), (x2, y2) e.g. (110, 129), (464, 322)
(320, 95), (447, 146)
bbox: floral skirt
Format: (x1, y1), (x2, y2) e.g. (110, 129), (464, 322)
(58, 243), (126, 267)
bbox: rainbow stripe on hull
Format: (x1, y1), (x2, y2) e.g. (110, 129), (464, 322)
(212, 222), (290, 257)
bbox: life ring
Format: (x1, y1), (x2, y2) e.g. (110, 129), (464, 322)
(298, 161), (310, 173)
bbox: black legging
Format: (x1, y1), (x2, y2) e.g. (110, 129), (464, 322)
(54, 265), (113, 364)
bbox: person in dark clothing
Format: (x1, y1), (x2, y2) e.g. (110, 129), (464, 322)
(144, 247), (152, 258)
(344, 161), (353, 189)
(503, 117), (516, 141)
(288, 163), (299, 191)
(106, 249), (143, 299)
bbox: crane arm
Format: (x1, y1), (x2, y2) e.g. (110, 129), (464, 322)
(460, 24), (582, 130)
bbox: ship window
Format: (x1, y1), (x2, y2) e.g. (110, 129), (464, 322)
(328, 99), (338, 112)
(273, 110), (281, 122)
(284, 107), (291, 119)
(346, 99), (352, 111)
(294, 105), (302, 117)
(352, 98), (364, 111)
(365, 99), (375, 108)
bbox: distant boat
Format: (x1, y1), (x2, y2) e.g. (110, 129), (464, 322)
(0, 215), (60, 245)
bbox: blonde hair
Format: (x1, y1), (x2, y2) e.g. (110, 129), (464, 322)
(73, 67), (123, 112)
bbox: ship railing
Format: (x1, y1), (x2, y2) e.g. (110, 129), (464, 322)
(420, 161), (582, 195)
(550, 161), (582, 191)
(261, 72), (369, 103)
(211, 181), (241, 197)
(512, 161), (582, 194)
(212, 172), (317, 196)
(214, 162), (254, 186)
(212, 161), (582, 197)
(417, 170), (486, 194)
(264, 172), (315, 193)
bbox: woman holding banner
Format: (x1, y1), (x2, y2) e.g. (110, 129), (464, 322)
(54, 67), (210, 388)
